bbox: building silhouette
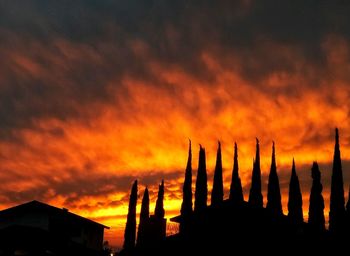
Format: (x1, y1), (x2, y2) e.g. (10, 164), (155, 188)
(0, 200), (108, 256)
(121, 128), (350, 255)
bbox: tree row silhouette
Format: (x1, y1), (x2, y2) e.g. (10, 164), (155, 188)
(121, 128), (350, 255)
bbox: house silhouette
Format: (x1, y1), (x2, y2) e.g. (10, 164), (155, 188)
(0, 200), (109, 256)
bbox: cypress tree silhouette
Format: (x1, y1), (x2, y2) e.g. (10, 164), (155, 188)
(146, 180), (167, 246)
(194, 145), (208, 213)
(248, 138), (263, 208)
(288, 159), (303, 224)
(229, 142), (244, 204)
(211, 141), (224, 206)
(137, 187), (149, 247)
(180, 141), (192, 234)
(308, 162), (325, 232)
(123, 180), (138, 251)
(180, 140), (193, 217)
(329, 128), (345, 234)
(266, 142), (283, 215)
(155, 180), (165, 219)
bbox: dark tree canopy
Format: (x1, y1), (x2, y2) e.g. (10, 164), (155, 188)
(137, 187), (150, 247)
(329, 128), (345, 234)
(123, 180), (138, 250)
(181, 140), (193, 217)
(229, 142), (244, 204)
(155, 180), (165, 219)
(288, 159), (303, 224)
(249, 138), (263, 208)
(211, 141), (224, 206)
(266, 142), (283, 215)
(308, 162), (325, 232)
(194, 145), (208, 213)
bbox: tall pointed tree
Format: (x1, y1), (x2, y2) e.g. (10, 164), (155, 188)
(329, 128), (345, 233)
(137, 187), (149, 247)
(181, 140), (193, 217)
(288, 159), (303, 224)
(180, 141), (192, 234)
(308, 162), (325, 232)
(266, 142), (283, 215)
(155, 180), (165, 219)
(211, 141), (224, 206)
(249, 138), (263, 208)
(229, 142), (244, 204)
(123, 180), (138, 250)
(194, 145), (208, 213)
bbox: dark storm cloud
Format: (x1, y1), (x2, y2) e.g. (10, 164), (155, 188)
(1, 0), (350, 140)
(2, 1), (350, 72)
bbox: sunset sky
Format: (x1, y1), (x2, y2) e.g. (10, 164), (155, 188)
(1, 1), (350, 247)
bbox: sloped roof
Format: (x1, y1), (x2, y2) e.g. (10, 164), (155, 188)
(0, 200), (109, 229)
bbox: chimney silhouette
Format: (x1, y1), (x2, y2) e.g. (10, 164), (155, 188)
(137, 187), (150, 247)
(229, 142), (244, 204)
(211, 141), (224, 206)
(329, 128), (345, 234)
(308, 162), (325, 232)
(123, 180), (138, 251)
(288, 159), (303, 224)
(266, 142), (283, 215)
(249, 138), (263, 208)
(194, 145), (208, 213)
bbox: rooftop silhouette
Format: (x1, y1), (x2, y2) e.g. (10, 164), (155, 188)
(0, 201), (108, 255)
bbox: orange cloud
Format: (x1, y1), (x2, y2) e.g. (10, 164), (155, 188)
(1, 10), (350, 247)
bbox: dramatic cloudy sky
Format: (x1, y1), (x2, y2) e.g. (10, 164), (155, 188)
(1, 0), (350, 247)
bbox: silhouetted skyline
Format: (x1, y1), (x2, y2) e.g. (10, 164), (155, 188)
(121, 128), (350, 255)
(1, 1), (350, 248)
